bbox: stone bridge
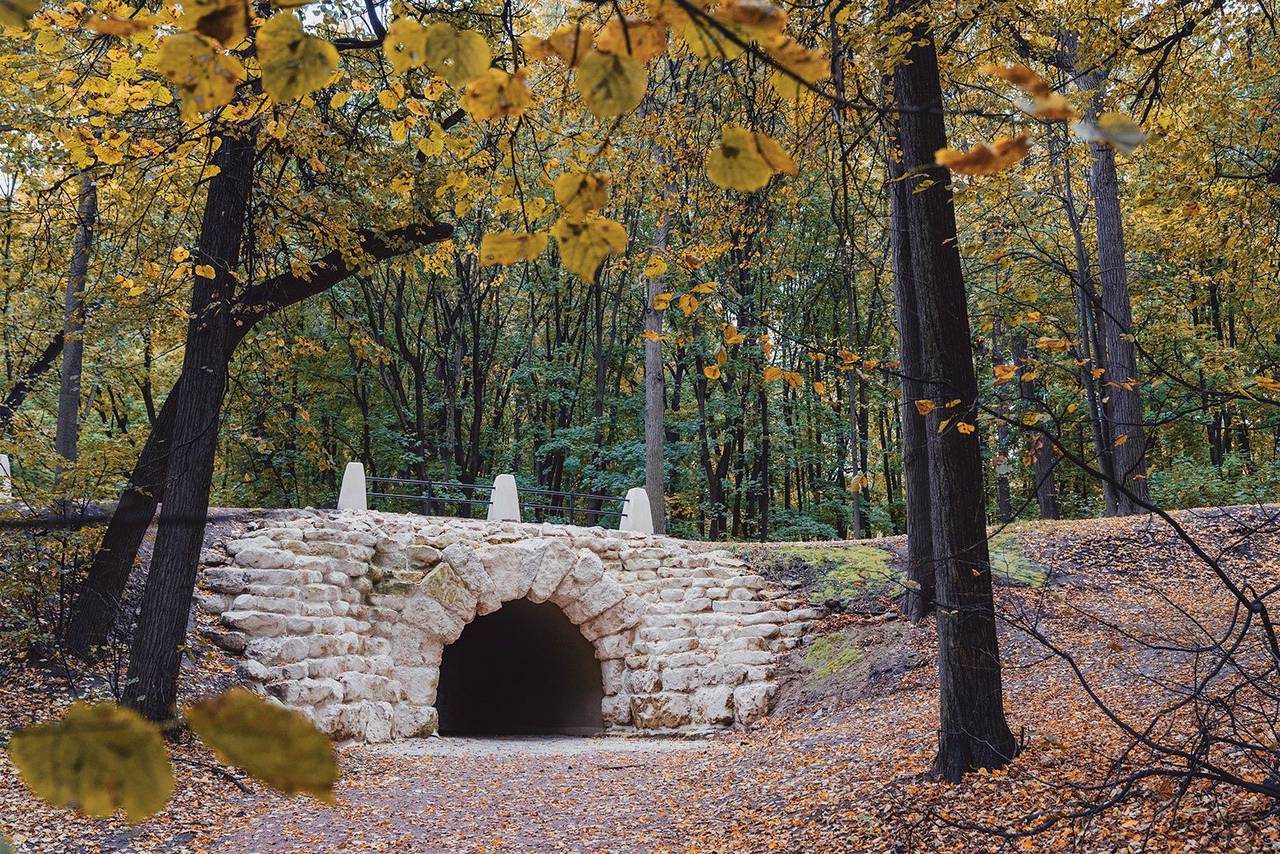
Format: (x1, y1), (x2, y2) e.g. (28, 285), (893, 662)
(196, 510), (822, 742)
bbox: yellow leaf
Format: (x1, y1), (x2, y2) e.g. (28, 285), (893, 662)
(84, 11), (158, 37)
(329, 90), (351, 108)
(181, 0), (249, 48)
(522, 24), (593, 67)
(678, 293), (700, 316)
(257, 13), (339, 104)
(993, 364), (1017, 384)
(479, 231), (548, 266)
(0, 0), (40, 29)
(194, 263), (216, 278)
(914, 399), (935, 415)
(378, 88), (400, 110)
(723, 323), (745, 345)
(764, 366), (783, 382)
(389, 119), (409, 142)
(762, 34), (828, 99)
(554, 171), (609, 215)
(715, 0), (786, 40)
(644, 255), (668, 277)
(551, 214), (627, 281)
(575, 50), (647, 118)
(156, 33), (245, 120)
(703, 364), (721, 380)
(383, 18), (427, 74)
(1036, 336), (1074, 352)
(1025, 92), (1078, 121)
(706, 126), (794, 192)
(1254, 376), (1280, 393)
(186, 689), (338, 800)
(677, 18), (744, 60)
(957, 421), (975, 434)
(423, 22), (491, 87)
(653, 292), (672, 310)
(171, 247), (191, 262)
(691, 280), (718, 294)
(981, 62), (1050, 96)
(597, 16), (668, 63)
(9, 702), (174, 822)
(416, 120), (445, 156)
(461, 68), (534, 120)
(813, 380), (826, 394)
(1113, 433), (1129, 446)
(934, 134), (1031, 176)
(782, 369), (803, 389)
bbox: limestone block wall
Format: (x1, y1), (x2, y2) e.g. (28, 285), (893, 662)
(196, 509), (822, 742)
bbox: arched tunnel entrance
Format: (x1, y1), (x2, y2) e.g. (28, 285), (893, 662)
(436, 598), (605, 736)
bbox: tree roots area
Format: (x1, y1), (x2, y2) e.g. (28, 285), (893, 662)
(4, 506), (1280, 852)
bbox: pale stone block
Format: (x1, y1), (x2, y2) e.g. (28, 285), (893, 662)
(443, 543), (500, 615)
(618, 487), (654, 534)
(733, 683), (774, 725)
(631, 692), (690, 728)
(486, 473), (521, 522)
(691, 685), (735, 724)
(527, 538), (575, 603)
(337, 462), (367, 511)
(602, 694), (632, 725)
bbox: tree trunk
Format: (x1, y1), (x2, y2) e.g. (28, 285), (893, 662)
(1012, 334), (1060, 519)
(62, 218), (455, 657)
(893, 5), (1017, 779)
(1089, 141), (1150, 513)
(55, 173), (98, 463)
(121, 128), (255, 721)
(644, 213), (668, 534)
(888, 145), (935, 620)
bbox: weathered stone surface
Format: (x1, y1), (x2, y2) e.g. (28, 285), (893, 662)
(201, 508), (820, 742)
(733, 683), (774, 725)
(443, 543), (501, 615)
(631, 692), (690, 728)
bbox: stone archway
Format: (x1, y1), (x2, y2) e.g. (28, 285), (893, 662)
(435, 598), (605, 735)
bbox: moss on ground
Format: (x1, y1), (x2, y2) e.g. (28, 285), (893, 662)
(770, 545), (895, 604)
(988, 532), (1048, 587)
(804, 632), (864, 677)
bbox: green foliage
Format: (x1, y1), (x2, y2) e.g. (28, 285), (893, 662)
(768, 544), (895, 603)
(988, 532), (1048, 587)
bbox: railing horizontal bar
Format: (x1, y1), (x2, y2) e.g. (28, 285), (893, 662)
(368, 493), (489, 507)
(520, 488), (625, 503)
(367, 477), (494, 490)
(520, 503), (619, 516)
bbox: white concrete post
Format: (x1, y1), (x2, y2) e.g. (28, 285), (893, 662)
(618, 487), (654, 534)
(337, 462), (367, 511)
(486, 474), (521, 522)
(0, 454), (10, 501)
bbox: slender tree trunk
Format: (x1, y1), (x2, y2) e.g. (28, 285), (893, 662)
(1089, 140), (1150, 513)
(55, 174), (98, 463)
(644, 211), (669, 534)
(122, 128), (255, 721)
(893, 4), (1017, 779)
(1011, 334), (1060, 519)
(889, 147), (935, 620)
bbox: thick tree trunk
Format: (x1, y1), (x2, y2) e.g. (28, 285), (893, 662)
(1089, 142), (1150, 513)
(889, 150), (935, 620)
(121, 128), (255, 721)
(893, 6), (1017, 779)
(55, 174), (98, 463)
(62, 220), (454, 658)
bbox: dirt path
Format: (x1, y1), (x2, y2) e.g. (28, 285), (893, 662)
(205, 737), (722, 853)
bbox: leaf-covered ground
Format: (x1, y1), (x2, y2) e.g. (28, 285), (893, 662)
(4, 505), (1280, 852)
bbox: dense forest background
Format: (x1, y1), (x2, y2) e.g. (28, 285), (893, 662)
(4, 0), (1277, 546)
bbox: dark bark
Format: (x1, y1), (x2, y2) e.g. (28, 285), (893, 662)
(644, 217), (668, 534)
(122, 127), (256, 721)
(889, 146), (935, 620)
(1012, 334), (1060, 519)
(893, 6), (1017, 779)
(1089, 141), (1150, 513)
(63, 214), (453, 659)
(55, 174), (98, 463)
(0, 335), (63, 436)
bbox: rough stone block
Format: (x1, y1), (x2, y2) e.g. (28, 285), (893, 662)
(733, 683), (774, 725)
(631, 692), (690, 729)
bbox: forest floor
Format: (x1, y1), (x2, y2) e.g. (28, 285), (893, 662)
(4, 505), (1280, 852)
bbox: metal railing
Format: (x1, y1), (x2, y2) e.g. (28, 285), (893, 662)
(365, 476), (629, 527)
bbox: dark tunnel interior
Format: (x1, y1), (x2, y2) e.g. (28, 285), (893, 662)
(435, 598), (605, 736)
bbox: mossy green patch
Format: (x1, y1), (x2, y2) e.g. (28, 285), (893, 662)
(770, 545), (894, 604)
(804, 632), (863, 677)
(988, 532), (1047, 587)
